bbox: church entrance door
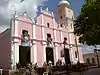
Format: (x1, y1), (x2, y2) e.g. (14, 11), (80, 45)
(19, 46), (31, 67)
(46, 47), (54, 65)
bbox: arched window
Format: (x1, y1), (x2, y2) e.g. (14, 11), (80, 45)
(60, 23), (63, 27)
(60, 16), (62, 19)
(47, 23), (50, 27)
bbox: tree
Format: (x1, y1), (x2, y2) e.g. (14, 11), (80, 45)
(74, 0), (100, 45)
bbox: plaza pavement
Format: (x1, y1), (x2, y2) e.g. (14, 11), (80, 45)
(1, 67), (100, 75)
(70, 67), (100, 75)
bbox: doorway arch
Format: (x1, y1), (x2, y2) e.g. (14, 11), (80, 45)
(19, 46), (31, 67)
(64, 48), (71, 64)
(46, 47), (54, 65)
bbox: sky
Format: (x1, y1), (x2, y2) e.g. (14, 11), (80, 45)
(0, 0), (85, 33)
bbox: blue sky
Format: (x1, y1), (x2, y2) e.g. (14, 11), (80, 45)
(44, 0), (84, 16)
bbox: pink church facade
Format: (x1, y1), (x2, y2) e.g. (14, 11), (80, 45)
(0, 0), (84, 70)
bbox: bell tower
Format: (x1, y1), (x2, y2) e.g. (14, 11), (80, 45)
(55, 0), (74, 31)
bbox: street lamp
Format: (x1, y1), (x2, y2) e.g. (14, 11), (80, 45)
(94, 45), (100, 67)
(63, 37), (69, 75)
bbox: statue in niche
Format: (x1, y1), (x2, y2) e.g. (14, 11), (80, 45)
(47, 37), (52, 46)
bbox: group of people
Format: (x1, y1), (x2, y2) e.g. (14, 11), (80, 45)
(15, 59), (64, 75)
(16, 62), (38, 75)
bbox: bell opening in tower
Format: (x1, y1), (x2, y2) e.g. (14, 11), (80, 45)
(19, 46), (31, 68)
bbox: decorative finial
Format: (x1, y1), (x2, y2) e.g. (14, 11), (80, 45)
(14, 11), (18, 18)
(52, 12), (54, 17)
(23, 11), (27, 17)
(40, 7), (43, 12)
(46, 7), (49, 11)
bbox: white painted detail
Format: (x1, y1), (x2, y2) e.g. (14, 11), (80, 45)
(62, 57), (65, 65)
(54, 46), (58, 65)
(53, 17), (57, 42)
(12, 42), (19, 70)
(16, 43), (19, 63)
(41, 14), (45, 40)
(31, 45), (34, 64)
(33, 24), (36, 39)
(11, 43), (14, 70)
(61, 31), (63, 42)
(69, 48), (73, 63)
(70, 48), (74, 64)
(33, 41), (37, 64)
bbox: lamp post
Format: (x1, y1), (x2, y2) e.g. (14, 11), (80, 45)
(63, 37), (69, 75)
(94, 45), (100, 67)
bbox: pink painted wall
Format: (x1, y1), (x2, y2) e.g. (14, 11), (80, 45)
(36, 26), (42, 40)
(62, 32), (69, 43)
(37, 15), (42, 25)
(0, 29), (11, 69)
(43, 15), (54, 28)
(57, 45), (63, 59)
(54, 20), (58, 28)
(17, 16), (33, 39)
(44, 28), (54, 40)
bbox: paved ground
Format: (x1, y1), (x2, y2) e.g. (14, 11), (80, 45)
(70, 68), (100, 75)
(2, 67), (100, 75)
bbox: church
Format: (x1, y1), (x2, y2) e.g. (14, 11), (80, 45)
(0, 0), (84, 70)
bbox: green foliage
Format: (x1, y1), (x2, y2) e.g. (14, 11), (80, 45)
(74, 0), (100, 45)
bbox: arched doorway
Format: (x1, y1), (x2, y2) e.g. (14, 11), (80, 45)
(64, 48), (71, 64)
(46, 47), (54, 65)
(19, 46), (31, 67)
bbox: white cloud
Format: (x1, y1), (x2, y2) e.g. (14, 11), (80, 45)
(0, 0), (48, 32)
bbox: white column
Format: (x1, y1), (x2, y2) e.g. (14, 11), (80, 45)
(41, 13), (45, 40)
(32, 23), (37, 64)
(12, 41), (19, 70)
(15, 43), (19, 64)
(53, 16), (57, 42)
(33, 24), (36, 39)
(54, 45), (58, 65)
(31, 45), (34, 64)
(61, 30), (63, 42)
(31, 42), (37, 64)
(11, 43), (14, 70)
(69, 48), (73, 64)
(42, 43), (47, 63)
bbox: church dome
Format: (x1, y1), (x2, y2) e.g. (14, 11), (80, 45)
(59, 0), (70, 6)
